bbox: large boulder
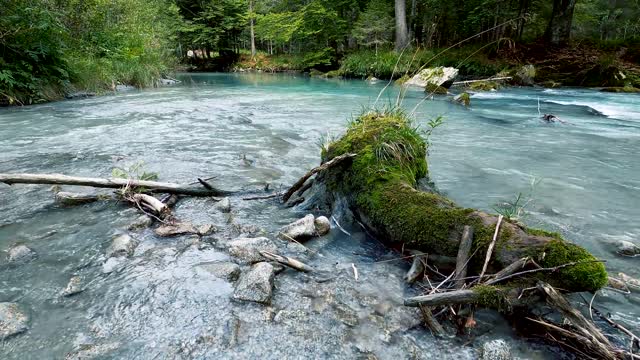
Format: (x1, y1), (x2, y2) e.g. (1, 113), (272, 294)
(233, 262), (275, 304)
(0, 302), (29, 339)
(227, 237), (277, 264)
(405, 67), (459, 89)
(513, 64), (536, 86)
(6, 244), (36, 263)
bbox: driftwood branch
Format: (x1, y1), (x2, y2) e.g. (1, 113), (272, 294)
(419, 305), (446, 337)
(282, 153), (356, 202)
(259, 251), (314, 272)
(485, 260), (605, 286)
(0, 173), (228, 197)
(452, 76), (513, 86)
(404, 289), (477, 307)
(478, 215), (503, 281)
(454, 225), (473, 288)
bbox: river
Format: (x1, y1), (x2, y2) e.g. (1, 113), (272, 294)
(0, 73), (638, 359)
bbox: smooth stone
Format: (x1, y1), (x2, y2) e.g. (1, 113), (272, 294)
(314, 216), (331, 236)
(154, 222), (216, 237)
(106, 234), (136, 258)
(7, 244), (36, 263)
(0, 302), (29, 339)
(61, 276), (84, 297)
(481, 339), (512, 360)
(280, 214), (316, 240)
(217, 197), (232, 213)
(405, 67), (459, 88)
(227, 237), (277, 264)
(199, 262), (241, 281)
(616, 240), (640, 256)
(233, 262), (275, 304)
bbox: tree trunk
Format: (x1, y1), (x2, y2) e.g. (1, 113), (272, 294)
(545, 0), (577, 45)
(249, 0), (256, 58)
(290, 112), (608, 294)
(0, 173), (232, 197)
(394, 0), (409, 51)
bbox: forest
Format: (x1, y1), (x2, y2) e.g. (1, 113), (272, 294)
(2, 0), (640, 104)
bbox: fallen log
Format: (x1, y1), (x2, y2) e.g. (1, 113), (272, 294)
(452, 76), (512, 86)
(0, 173), (229, 197)
(296, 110), (607, 293)
(259, 250), (314, 272)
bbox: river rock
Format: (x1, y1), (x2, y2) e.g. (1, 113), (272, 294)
(61, 276), (84, 297)
(216, 197), (232, 213)
(233, 262), (275, 304)
(65, 342), (120, 359)
(154, 222), (215, 237)
(453, 92), (471, 106)
(227, 237), (277, 264)
(106, 234), (136, 258)
(405, 67), (459, 89)
(280, 214), (331, 240)
(6, 244), (36, 263)
(157, 78), (181, 86)
(0, 302), (29, 339)
(481, 339), (512, 360)
(199, 261), (241, 281)
(127, 215), (153, 230)
(615, 240), (640, 257)
(514, 64), (536, 86)
(115, 84), (136, 92)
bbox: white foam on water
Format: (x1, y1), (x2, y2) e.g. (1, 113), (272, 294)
(546, 99), (640, 121)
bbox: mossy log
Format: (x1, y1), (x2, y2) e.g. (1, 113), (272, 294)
(301, 111), (607, 293)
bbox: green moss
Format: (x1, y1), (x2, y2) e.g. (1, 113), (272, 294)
(323, 110), (608, 292)
(525, 227), (562, 240)
(600, 86), (640, 93)
(454, 92), (471, 106)
(326, 70), (343, 78)
(468, 81), (500, 91)
(473, 285), (509, 311)
(425, 83), (448, 95)
(395, 74), (410, 85)
(540, 240), (607, 292)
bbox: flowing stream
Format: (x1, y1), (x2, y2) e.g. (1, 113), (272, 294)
(0, 73), (639, 359)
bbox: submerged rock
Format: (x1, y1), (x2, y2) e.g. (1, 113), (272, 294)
(469, 81), (500, 91)
(217, 197), (232, 213)
(65, 342), (120, 360)
(405, 67), (459, 89)
(199, 261), (241, 281)
(0, 302), (29, 339)
(155, 222), (215, 237)
(481, 339), (512, 360)
(453, 92), (471, 106)
(61, 276), (84, 297)
(6, 244), (36, 263)
(233, 262), (275, 304)
(106, 234), (136, 258)
(227, 237), (277, 264)
(127, 215), (153, 230)
(425, 83), (448, 95)
(280, 214), (331, 240)
(615, 240), (640, 257)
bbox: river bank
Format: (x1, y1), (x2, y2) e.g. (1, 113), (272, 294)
(228, 43), (640, 90)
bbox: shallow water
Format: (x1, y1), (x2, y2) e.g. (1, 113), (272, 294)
(0, 73), (639, 359)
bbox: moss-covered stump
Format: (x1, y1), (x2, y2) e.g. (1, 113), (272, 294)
(319, 111), (607, 292)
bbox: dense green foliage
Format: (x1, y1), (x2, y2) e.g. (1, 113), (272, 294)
(1, 0), (178, 104)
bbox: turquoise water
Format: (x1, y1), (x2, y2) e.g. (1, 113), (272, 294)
(0, 73), (639, 358)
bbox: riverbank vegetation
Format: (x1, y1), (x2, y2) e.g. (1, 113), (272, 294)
(3, 0), (640, 105)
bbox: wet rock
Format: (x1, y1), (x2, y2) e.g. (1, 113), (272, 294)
(615, 240), (640, 256)
(222, 316), (241, 348)
(199, 262), (241, 281)
(481, 339), (512, 360)
(314, 216), (331, 236)
(453, 92), (471, 106)
(514, 64), (536, 86)
(469, 81), (500, 91)
(6, 244), (36, 263)
(0, 302), (29, 339)
(405, 67), (459, 89)
(65, 342), (120, 360)
(115, 84), (136, 92)
(425, 83), (448, 95)
(106, 234), (136, 258)
(154, 222), (215, 237)
(286, 241), (308, 255)
(65, 91), (96, 100)
(333, 302), (359, 327)
(61, 276), (84, 297)
(280, 214), (330, 240)
(227, 236), (277, 264)
(127, 215), (153, 230)
(233, 262), (275, 304)
(157, 78), (181, 86)
(217, 197), (232, 213)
